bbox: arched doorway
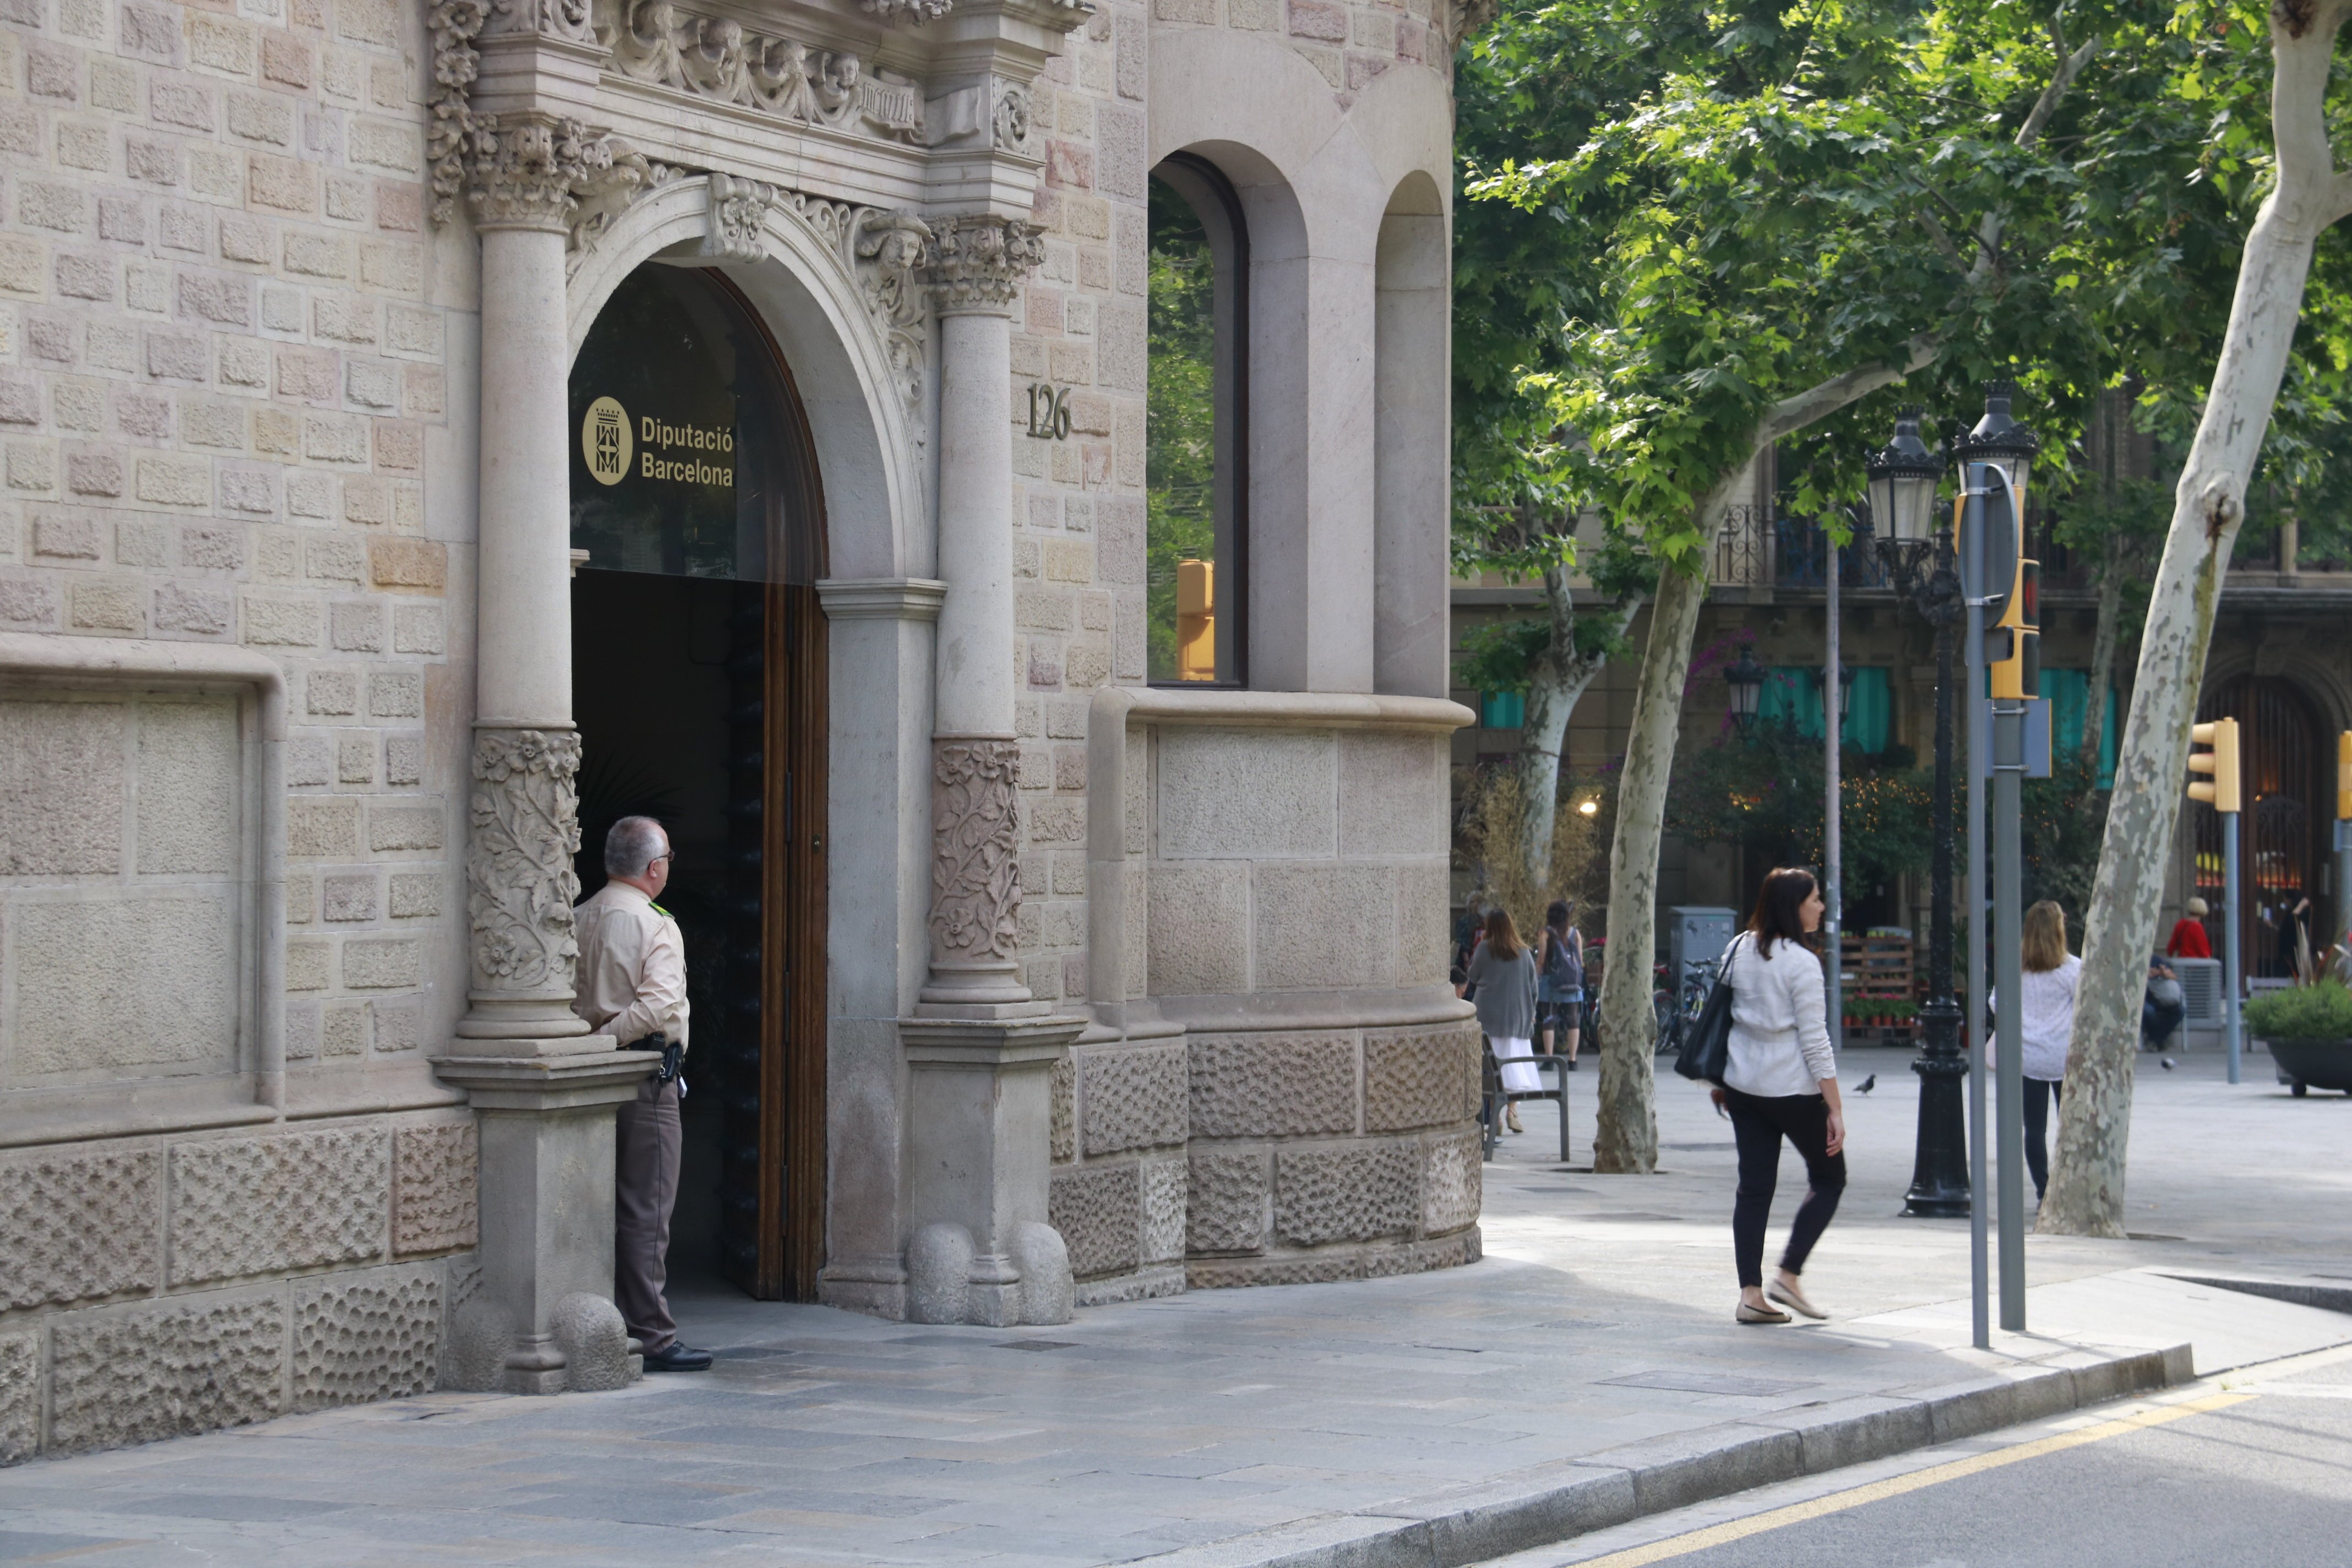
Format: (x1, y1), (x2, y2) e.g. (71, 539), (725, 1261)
(2196, 674), (2323, 979)
(568, 260), (829, 1300)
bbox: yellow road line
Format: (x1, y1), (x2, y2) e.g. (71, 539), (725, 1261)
(1569, 1390), (2254, 1568)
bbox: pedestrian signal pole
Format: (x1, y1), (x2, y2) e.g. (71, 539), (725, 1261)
(2188, 719), (2242, 1083)
(1981, 473), (2035, 1335)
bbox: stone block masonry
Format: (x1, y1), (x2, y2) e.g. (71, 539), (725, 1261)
(0, 0), (465, 1464)
(0, 1113), (476, 1460)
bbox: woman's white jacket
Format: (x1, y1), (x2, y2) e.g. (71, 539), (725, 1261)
(1723, 933), (1837, 1099)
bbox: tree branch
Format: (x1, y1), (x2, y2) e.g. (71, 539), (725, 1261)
(1762, 333), (1940, 442)
(1915, 209), (1968, 271)
(1970, 30), (2101, 285)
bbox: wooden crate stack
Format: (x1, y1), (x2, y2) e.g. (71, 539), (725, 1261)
(1841, 932), (1918, 1044)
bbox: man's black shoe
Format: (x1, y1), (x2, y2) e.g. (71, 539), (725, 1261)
(642, 1342), (713, 1373)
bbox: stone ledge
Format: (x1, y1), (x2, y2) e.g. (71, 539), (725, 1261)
(1122, 1342), (2187, 1568)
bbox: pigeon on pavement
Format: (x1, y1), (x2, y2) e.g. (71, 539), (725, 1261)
(1855, 1074), (1877, 1095)
(2160, 1058), (2176, 1070)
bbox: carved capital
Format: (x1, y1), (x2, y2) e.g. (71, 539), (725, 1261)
(460, 111), (636, 232)
(924, 216), (1046, 315)
(466, 727), (584, 1000)
(427, 0), (490, 226)
(929, 738), (1023, 967)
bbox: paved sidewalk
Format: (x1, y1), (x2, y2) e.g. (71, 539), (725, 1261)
(2, 1048), (2345, 1567)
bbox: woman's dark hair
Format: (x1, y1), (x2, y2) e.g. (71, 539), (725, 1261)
(1747, 867), (1820, 960)
(1545, 900), (1571, 934)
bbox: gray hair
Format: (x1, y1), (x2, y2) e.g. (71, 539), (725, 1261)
(604, 815), (668, 878)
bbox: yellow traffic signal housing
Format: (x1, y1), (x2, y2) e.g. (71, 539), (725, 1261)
(1988, 559), (2040, 700)
(1175, 558), (1216, 682)
(2338, 731), (2352, 821)
(2188, 718), (2241, 814)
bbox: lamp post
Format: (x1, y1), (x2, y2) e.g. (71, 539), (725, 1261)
(1867, 408), (1970, 1218)
(1725, 646), (1767, 737)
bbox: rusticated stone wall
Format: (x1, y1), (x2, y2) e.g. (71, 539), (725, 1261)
(1048, 1034), (1188, 1303)
(0, 1112), (475, 1462)
(1183, 1021), (1480, 1285)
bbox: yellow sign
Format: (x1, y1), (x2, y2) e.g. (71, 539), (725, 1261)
(581, 395), (631, 487)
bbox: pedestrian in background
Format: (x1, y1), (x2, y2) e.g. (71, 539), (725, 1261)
(1713, 867), (1845, 1325)
(2166, 897), (2212, 959)
(1538, 900), (1586, 1070)
(1994, 900), (2081, 1204)
(1468, 907), (1541, 1134)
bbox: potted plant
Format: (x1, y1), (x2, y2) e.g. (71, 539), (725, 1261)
(2243, 979), (2352, 1096)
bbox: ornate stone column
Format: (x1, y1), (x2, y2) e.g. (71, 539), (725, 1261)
(897, 215), (1082, 1326)
(921, 215), (1048, 1017)
(431, 103), (654, 1393)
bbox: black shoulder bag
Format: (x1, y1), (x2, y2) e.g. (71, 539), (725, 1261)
(1673, 934), (1744, 1086)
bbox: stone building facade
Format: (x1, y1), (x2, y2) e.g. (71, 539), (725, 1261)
(0, 0), (1477, 1461)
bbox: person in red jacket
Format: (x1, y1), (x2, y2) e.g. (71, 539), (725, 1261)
(2166, 897), (2213, 959)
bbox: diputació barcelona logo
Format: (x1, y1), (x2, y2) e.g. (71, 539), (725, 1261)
(581, 395), (631, 486)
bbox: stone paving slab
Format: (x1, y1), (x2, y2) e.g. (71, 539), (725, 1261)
(0, 1050), (2343, 1567)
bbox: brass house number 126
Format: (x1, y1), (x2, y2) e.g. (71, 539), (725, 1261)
(1026, 383), (1071, 440)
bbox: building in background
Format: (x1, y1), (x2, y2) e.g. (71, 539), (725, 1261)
(1451, 405), (2352, 970)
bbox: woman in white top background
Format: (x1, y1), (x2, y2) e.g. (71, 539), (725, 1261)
(1713, 867), (1847, 1325)
(1993, 900), (2079, 1203)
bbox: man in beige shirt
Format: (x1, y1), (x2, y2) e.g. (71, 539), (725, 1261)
(573, 815), (708, 1372)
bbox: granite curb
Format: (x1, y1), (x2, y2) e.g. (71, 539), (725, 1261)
(1131, 1342), (2191, 1568)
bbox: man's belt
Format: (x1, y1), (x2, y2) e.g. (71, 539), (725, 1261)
(620, 1035), (684, 1084)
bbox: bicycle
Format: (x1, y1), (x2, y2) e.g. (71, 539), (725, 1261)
(1652, 958), (1721, 1058)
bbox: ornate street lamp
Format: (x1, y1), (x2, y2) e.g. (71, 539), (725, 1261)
(1868, 407), (1947, 600)
(1867, 409), (1970, 1218)
(1725, 647), (1767, 737)
(1951, 381), (2040, 509)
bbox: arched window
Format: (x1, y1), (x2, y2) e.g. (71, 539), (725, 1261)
(1148, 155), (1247, 685)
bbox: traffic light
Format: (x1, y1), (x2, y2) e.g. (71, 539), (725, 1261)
(1175, 558), (1215, 682)
(1988, 558), (2040, 700)
(2338, 731), (2351, 821)
(2187, 718), (2241, 813)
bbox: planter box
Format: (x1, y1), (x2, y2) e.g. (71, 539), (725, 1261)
(2263, 1037), (2352, 1096)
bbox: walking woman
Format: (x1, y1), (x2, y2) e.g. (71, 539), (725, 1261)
(1714, 867), (1845, 1324)
(1997, 900), (2080, 1204)
(1538, 900), (1587, 1070)
(1467, 907), (1542, 1134)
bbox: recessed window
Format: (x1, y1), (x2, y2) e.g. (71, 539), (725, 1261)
(1147, 156), (1246, 685)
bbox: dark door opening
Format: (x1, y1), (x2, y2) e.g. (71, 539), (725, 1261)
(569, 260), (827, 1301)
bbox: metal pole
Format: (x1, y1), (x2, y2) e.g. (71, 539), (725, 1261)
(1827, 524), (1843, 1055)
(1964, 483), (1990, 1352)
(2224, 809), (2242, 1084)
(1993, 694), (2027, 1332)
(1903, 532), (1969, 1218)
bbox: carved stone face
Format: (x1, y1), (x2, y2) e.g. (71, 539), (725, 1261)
(827, 53), (861, 89)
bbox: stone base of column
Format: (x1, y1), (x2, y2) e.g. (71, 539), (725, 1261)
(901, 1015), (1086, 1326)
(432, 1044), (657, 1394)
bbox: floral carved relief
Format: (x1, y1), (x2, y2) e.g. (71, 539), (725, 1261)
(597, 0), (926, 143)
(930, 739), (1023, 965)
(467, 728), (585, 994)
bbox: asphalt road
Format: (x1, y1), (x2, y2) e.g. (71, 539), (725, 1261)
(1497, 1346), (2352, 1568)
